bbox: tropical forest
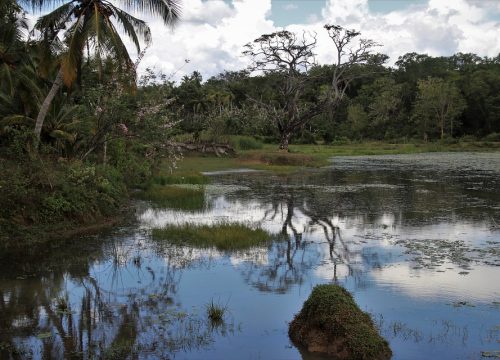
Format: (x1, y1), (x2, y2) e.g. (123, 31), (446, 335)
(0, 0), (499, 359)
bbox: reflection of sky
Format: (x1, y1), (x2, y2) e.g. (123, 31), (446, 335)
(3, 154), (500, 360)
(140, 191), (500, 303)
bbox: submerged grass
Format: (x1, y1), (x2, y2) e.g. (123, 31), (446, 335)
(152, 223), (272, 251)
(140, 185), (206, 211)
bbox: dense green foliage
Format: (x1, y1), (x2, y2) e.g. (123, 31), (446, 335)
(289, 284), (392, 359)
(169, 52), (500, 144)
(0, 0), (180, 246)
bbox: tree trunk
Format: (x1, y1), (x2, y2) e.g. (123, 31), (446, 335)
(103, 135), (108, 167)
(279, 131), (292, 151)
(34, 68), (64, 147)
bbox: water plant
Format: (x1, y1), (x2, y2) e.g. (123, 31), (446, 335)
(206, 300), (228, 328)
(140, 185), (206, 211)
(152, 223), (272, 251)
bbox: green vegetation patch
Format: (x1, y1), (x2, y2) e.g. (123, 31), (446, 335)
(235, 136), (264, 150)
(289, 284), (392, 360)
(140, 184), (206, 211)
(152, 223), (272, 251)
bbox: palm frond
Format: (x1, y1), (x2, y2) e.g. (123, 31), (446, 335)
(34, 2), (76, 36)
(60, 5), (88, 85)
(109, 4), (151, 53)
(118, 0), (181, 26)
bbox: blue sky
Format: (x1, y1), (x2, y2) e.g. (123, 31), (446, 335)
(270, 0), (429, 26)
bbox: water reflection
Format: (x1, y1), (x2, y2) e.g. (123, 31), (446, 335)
(1, 153), (499, 359)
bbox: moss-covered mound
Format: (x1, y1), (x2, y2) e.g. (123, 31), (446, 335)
(289, 284), (392, 360)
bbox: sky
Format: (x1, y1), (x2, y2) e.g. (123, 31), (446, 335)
(28, 0), (500, 82)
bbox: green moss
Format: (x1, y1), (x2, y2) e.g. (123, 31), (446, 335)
(289, 284), (392, 360)
(139, 185), (206, 211)
(152, 223), (272, 251)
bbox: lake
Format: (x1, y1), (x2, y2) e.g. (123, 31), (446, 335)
(1, 152), (499, 359)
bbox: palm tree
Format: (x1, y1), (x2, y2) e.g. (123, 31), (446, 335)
(0, 0), (43, 135)
(29, 0), (181, 146)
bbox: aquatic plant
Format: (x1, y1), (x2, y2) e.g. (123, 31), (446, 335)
(289, 284), (392, 360)
(140, 185), (206, 211)
(152, 223), (272, 251)
(206, 300), (228, 327)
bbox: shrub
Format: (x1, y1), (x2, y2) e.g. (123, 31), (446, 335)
(237, 136), (263, 150)
(140, 185), (206, 211)
(484, 132), (500, 142)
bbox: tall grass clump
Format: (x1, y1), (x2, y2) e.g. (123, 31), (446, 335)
(206, 299), (228, 327)
(140, 185), (206, 211)
(151, 222), (272, 251)
(237, 136), (263, 150)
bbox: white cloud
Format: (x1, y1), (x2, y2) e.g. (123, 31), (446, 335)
(116, 0), (500, 80)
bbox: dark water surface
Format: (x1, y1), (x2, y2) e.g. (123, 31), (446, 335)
(1, 152), (499, 359)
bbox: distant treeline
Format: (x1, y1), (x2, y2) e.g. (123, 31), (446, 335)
(169, 52), (500, 145)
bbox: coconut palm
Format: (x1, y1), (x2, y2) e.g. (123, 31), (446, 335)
(29, 0), (181, 145)
(0, 0), (43, 134)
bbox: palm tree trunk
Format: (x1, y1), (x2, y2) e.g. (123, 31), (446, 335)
(34, 68), (64, 147)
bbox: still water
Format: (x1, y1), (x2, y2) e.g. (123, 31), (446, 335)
(1, 153), (499, 359)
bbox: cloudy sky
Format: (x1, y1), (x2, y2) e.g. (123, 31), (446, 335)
(31, 0), (500, 81)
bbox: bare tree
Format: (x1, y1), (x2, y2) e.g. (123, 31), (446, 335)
(324, 24), (383, 107)
(243, 30), (318, 150)
(243, 26), (383, 150)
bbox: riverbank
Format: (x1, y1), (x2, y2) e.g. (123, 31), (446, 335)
(1, 140), (498, 252)
(157, 140), (500, 180)
(0, 156), (132, 255)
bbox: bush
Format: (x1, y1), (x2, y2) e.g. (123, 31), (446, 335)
(237, 136), (263, 150)
(484, 132), (500, 142)
(460, 134), (478, 142)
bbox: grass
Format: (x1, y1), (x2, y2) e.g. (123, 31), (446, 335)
(289, 284), (392, 359)
(206, 300), (228, 327)
(139, 184), (206, 211)
(151, 222), (273, 251)
(157, 140), (500, 181)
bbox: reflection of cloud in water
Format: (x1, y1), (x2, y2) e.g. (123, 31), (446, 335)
(230, 248), (269, 266)
(314, 262), (351, 280)
(139, 196), (310, 236)
(370, 262), (500, 303)
(157, 246), (270, 268)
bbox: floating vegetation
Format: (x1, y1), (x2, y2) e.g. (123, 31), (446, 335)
(481, 350), (500, 358)
(451, 301), (475, 308)
(140, 184), (206, 211)
(152, 223), (273, 251)
(394, 238), (500, 269)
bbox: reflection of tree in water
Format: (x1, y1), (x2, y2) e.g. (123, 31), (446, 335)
(236, 182), (358, 293)
(0, 235), (233, 359)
